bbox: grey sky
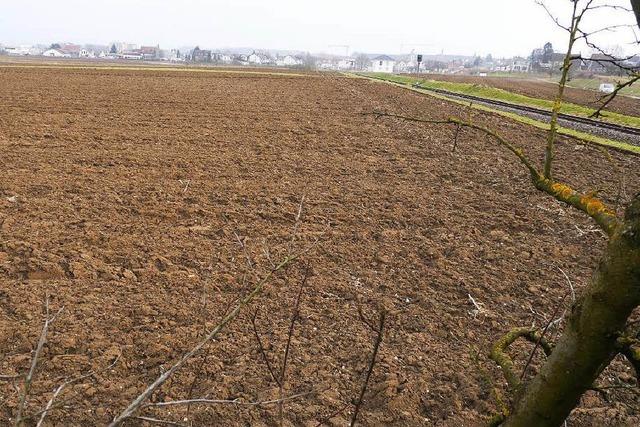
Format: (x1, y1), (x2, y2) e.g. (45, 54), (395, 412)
(0, 0), (636, 57)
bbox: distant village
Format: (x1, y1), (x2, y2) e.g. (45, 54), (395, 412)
(0, 41), (637, 76)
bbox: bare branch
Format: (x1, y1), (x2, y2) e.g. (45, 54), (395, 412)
(15, 297), (64, 427)
(520, 295), (567, 381)
(108, 249), (310, 426)
(490, 327), (552, 390)
(278, 265), (310, 425)
(369, 111), (540, 181)
(371, 111), (622, 235)
(535, 0), (571, 32)
(350, 310), (385, 427)
(0, 374), (22, 381)
(557, 267), (576, 303)
(452, 123), (462, 152)
(586, 4), (632, 12)
(141, 391), (313, 409)
(251, 310), (281, 387)
(591, 74), (640, 118)
(315, 402), (351, 427)
(36, 355), (120, 427)
(233, 230), (255, 270)
(288, 194), (306, 255)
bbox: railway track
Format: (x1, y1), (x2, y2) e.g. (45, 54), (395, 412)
(424, 86), (640, 138)
(363, 74), (640, 143)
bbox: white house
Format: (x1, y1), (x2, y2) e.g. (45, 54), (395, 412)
(337, 58), (355, 70)
(42, 48), (70, 58)
(510, 58), (530, 73)
(79, 48), (95, 58)
(370, 55), (396, 73)
(218, 53), (233, 63)
(248, 51), (272, 65)
(276, 54), (303, 67)
(119, 51), (143, 60)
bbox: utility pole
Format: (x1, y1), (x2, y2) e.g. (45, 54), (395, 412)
(400, 43), (432, 73)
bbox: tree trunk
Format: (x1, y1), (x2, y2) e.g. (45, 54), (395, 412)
(631, 0), (640, 29)
(505, 193), (640, 426)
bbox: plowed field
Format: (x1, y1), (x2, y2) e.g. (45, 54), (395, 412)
(1, 66), (639, 426)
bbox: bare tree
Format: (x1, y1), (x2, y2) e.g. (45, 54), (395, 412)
(372, 1), (640, 425)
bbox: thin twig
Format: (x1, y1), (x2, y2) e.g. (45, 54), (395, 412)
(0, 374), (22, 381)
(371, 111), (621, 235)
(36, 355), (120, 427)
(350, 310), (386, 427)
(108, 249), (311, 426)
(557, 267), (576, 303)
(233, 230), (254, 270)
(15, 297), (64, 427)
(141, 391), (313, 409)
(452, 123), (461, 152)
(251, 310), (281, 387)
(468, 293), (485, 318)
(278, 265), (310, 426)
(520, 294), (567, 381)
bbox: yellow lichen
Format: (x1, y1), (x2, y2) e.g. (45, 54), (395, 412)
(580, 196), (614, 217)
(551, 183), (574, 200)
(587, 200), (603, 215)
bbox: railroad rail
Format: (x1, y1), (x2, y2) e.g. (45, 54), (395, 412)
(365, 74), (640, 138)
(426, 86), (640, 137)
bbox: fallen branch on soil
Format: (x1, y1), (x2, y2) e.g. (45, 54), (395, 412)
(14, 296), (64, 427)
(0, 374), (22, 381)
(350, 309), (386, 427)
(468, 293), (485, 318)
(140, 391), (313, 409)
(107, 249), (311, 427)
(288, 194), (306, 255)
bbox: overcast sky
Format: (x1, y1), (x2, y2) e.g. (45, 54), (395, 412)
(0, 0), (637, 57)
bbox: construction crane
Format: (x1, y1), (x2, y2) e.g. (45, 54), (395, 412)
(328, 45), (350, 56)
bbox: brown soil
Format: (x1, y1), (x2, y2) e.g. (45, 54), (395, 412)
(414, 73), (640, 118)
(1, 67), (639, 426)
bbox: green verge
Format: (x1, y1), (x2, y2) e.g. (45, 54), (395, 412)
(360, 72), (640, 129)
(350, 73), (640, 155)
